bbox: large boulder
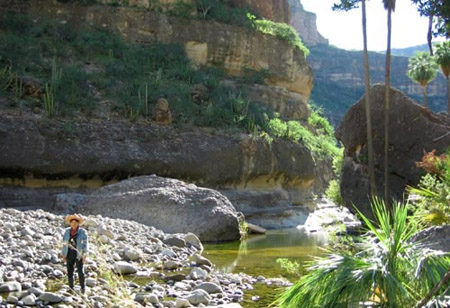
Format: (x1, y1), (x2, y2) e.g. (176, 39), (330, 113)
(54, 175), (241, 241)
(335, 85), (450, 217)
(410, 225), (450, 252)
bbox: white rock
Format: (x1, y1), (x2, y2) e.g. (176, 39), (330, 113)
(193, 282), (222, 294)
(97, 227), (115, 239)
(184, 233), (203, 251)
(191, 254), (212, 267)
(38, 292), (64, 303)
(99, 235), (110, 244)
(124, 248), (141, 261)
(164, 261), (180, 270)
(0, 281), (22, 292)
(161, 248), (177, 258)
(186, 289), (210, 305)
(86, 278), (97, 287)
(113, 261), (137, 275)
(189, 267), (208, 280)
(22, 293), (37, 305)
(176, 298), (192, 308)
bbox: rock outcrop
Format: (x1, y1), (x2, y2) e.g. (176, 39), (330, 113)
(54, 175), (240, 241)
(335, 85), (450, 218)
(231, 0), (291, 23)
(288, 0), (328, 46)
(0, 114), (315, 191)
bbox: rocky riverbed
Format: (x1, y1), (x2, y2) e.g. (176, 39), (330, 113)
(0, 208), (291, 308)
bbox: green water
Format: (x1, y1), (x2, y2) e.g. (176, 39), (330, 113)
(203, 228), (328, 307)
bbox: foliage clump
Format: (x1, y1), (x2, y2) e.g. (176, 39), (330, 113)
(267, 109), (340, 160)
(276, 198), (450, 308)
(409, 149), (450, 226)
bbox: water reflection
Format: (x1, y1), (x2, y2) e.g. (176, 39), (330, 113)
(203, 228), (328, 277)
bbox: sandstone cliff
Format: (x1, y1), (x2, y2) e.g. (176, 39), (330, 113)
(20, 0), (312, 115)
(231, 0), (291, 23)
(288, 0), (328, 46)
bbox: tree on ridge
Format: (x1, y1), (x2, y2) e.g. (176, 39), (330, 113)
(434, 41), (450, 113)
(407, 52), (439, 108)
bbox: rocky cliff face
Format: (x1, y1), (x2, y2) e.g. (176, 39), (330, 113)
(288, 0), (328, 46)
(231, 0), (291, 23)
(0, 112), (325, 218)
(22, 0), (312, 114)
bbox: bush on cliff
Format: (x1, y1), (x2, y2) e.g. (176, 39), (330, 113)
(267, 110), (340, 159)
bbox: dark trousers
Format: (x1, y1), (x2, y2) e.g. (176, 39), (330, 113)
(67, 250), (85, 291)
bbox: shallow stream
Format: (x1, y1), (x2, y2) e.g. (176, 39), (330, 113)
(203, 228), (328, 307)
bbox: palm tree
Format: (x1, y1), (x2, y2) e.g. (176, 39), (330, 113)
(407, 52), (439, 108)
(382, 0), (396, 211)
(275, 199), (450, 308)
(332, 0), (377, 196)
(361, 0), (376, 196)
(434, 41), (450, 113)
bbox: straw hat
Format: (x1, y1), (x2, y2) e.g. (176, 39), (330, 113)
(65, 214), (84, 226)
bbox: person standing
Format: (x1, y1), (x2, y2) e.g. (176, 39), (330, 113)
(61, 214), (89, 294)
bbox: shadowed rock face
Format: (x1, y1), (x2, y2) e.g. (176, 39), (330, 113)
(335, 84), (450, 218)
(0, 114), (315, 190)
(54, 175), (241, 241)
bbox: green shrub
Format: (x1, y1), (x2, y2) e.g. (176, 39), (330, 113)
(325, 180), (343, 205)
(267, 115), (340, 159)
(268, 118), (288, 138)
(195, 0), (256, 28)
(332, 148), (344, 176)
(252, 17), (309, 56)
(308, 106), (334, 137)
(408, 149), (450, 226)
(276, 258), (301, 277)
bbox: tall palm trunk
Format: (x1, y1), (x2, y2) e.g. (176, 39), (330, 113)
(362, 0), (376, 196)
(447, 76), (450, 113)
(427, 15), (433, 55)
(423, 85), (428, 108)
(384, 3), (394, 211)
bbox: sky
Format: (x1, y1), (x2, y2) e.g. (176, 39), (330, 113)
(301, 0), (446, 51)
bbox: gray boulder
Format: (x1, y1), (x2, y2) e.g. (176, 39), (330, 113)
(55, 175), (241, 241)
(0, 281), (21, 292)
(38, 292), (64, 303)
(113, 261), (137, 275)
(411, 225), (450, 252)
(336, 85), (450, 218)
(187, 289), (211, 305)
